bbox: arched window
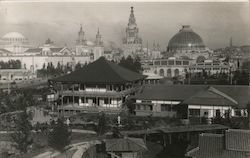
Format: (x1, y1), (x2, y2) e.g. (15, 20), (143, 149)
(159, 69), (164, 77)
(167, 69), (172, 78)
(174, 69), (179, 77)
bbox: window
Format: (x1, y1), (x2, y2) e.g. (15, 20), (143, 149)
(104, 98), (109, 104)
(168, 60), (174, 65)
(189, 109), (200, 117)
(154, 61), (160, 65)
(161, 60), (168, 65)
(161, 104), (171, 111)
(176, 61), (182, 65)
(183, 61), (189, 65)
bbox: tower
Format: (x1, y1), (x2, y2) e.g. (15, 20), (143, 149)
(75, 25), (91, 56)
(93, 28), (104, 61)
(122, 7), (142, 58)
(76, 25), (86, 45)
(95, 28), (103, 46)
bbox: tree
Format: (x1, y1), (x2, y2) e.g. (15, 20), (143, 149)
(112, 126), (122, 138)
(11, 110), (33, 153)
(96, 112), (107, 136)
(118, 55), (143, 73)
(48, 119), (71, 152)
(75, 62), (82, 71)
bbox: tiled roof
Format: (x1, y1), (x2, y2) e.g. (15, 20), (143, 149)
(105, 137), (147, 152)
(186, 129), (250, 158)
(134, 84), (250, 107)
(183, 86), (238, 106)
(51, 57), (146, 84)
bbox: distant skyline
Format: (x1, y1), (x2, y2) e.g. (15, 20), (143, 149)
(0, 2), (249, 50)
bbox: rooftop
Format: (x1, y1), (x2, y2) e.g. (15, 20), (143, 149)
(134, 84), (250, 107)
(51, 57), (146, 84)
(105, 137), (147, 152)
(186, 129), (250, 158)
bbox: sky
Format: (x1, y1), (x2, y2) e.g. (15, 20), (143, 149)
(0, 2), (249, 50)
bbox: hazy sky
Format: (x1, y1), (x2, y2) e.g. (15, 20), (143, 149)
(0, 2), (249, 50)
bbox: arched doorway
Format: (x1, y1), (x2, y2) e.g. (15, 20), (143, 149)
(167, 69), (172, 78)
(159, 69), (164, 76)
(174, 69), (179, 77)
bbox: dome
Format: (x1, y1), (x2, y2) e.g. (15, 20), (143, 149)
(167, 25), (205, 52)
(2, 32), (26, 39)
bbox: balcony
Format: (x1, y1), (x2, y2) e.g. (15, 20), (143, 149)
(59, 87), (140, 98)
(58, 103), (123, 114)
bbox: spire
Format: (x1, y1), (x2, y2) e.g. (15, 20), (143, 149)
(128, 6), (136, 26)
(95, 27), (103, 46)
(77, 24), (85, 45)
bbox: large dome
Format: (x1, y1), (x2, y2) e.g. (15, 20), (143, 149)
(2, 32), (26, 40)
(167, 25), (205, 52)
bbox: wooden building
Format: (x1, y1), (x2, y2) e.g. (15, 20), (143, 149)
(133, 84), (250, 119)
(49, 57), (146, 115)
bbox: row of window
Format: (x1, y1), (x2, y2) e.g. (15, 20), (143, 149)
(154, 60), (189, 66)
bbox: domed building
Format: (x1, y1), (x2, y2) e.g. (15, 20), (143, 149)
(167, 25), (210, 61)
(0, 32), (30, 54)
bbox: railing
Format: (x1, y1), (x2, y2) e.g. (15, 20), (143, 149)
(58, 104), (122, 113)
(59, 86), (140, 97)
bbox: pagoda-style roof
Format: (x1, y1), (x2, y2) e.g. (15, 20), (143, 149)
(51, 57), (146, 84)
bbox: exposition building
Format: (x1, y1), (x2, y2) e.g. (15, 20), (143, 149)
(49, 57), (146, 115)
(144, 25), (231, 78)
(0, 32), (31, 55)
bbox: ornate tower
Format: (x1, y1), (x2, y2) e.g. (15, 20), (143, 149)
(122, 7), (142, 58)
(76, 25), (86, 45)
(75, 25), (91, 56)
(93, 28), (104, 61)
(95, 28), (103, 46)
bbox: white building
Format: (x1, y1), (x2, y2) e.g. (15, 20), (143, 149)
(75, 25), (104, 61)
(0, 32), (30, 54)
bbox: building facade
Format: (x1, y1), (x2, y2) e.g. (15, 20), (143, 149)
(143, 58), (192, 78)
(133, 84), (249, 120)
(0, 69), (35, 83)
(122, 7), (143, 58)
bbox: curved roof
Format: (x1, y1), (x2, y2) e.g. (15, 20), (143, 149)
(2, 32), (26, 39)
(167, 25), (205, 51)
(51, 57), (146, 84)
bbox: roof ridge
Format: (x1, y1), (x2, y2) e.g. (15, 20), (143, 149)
(104, 60), (127, 82)
(208, 86), (238, 105)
